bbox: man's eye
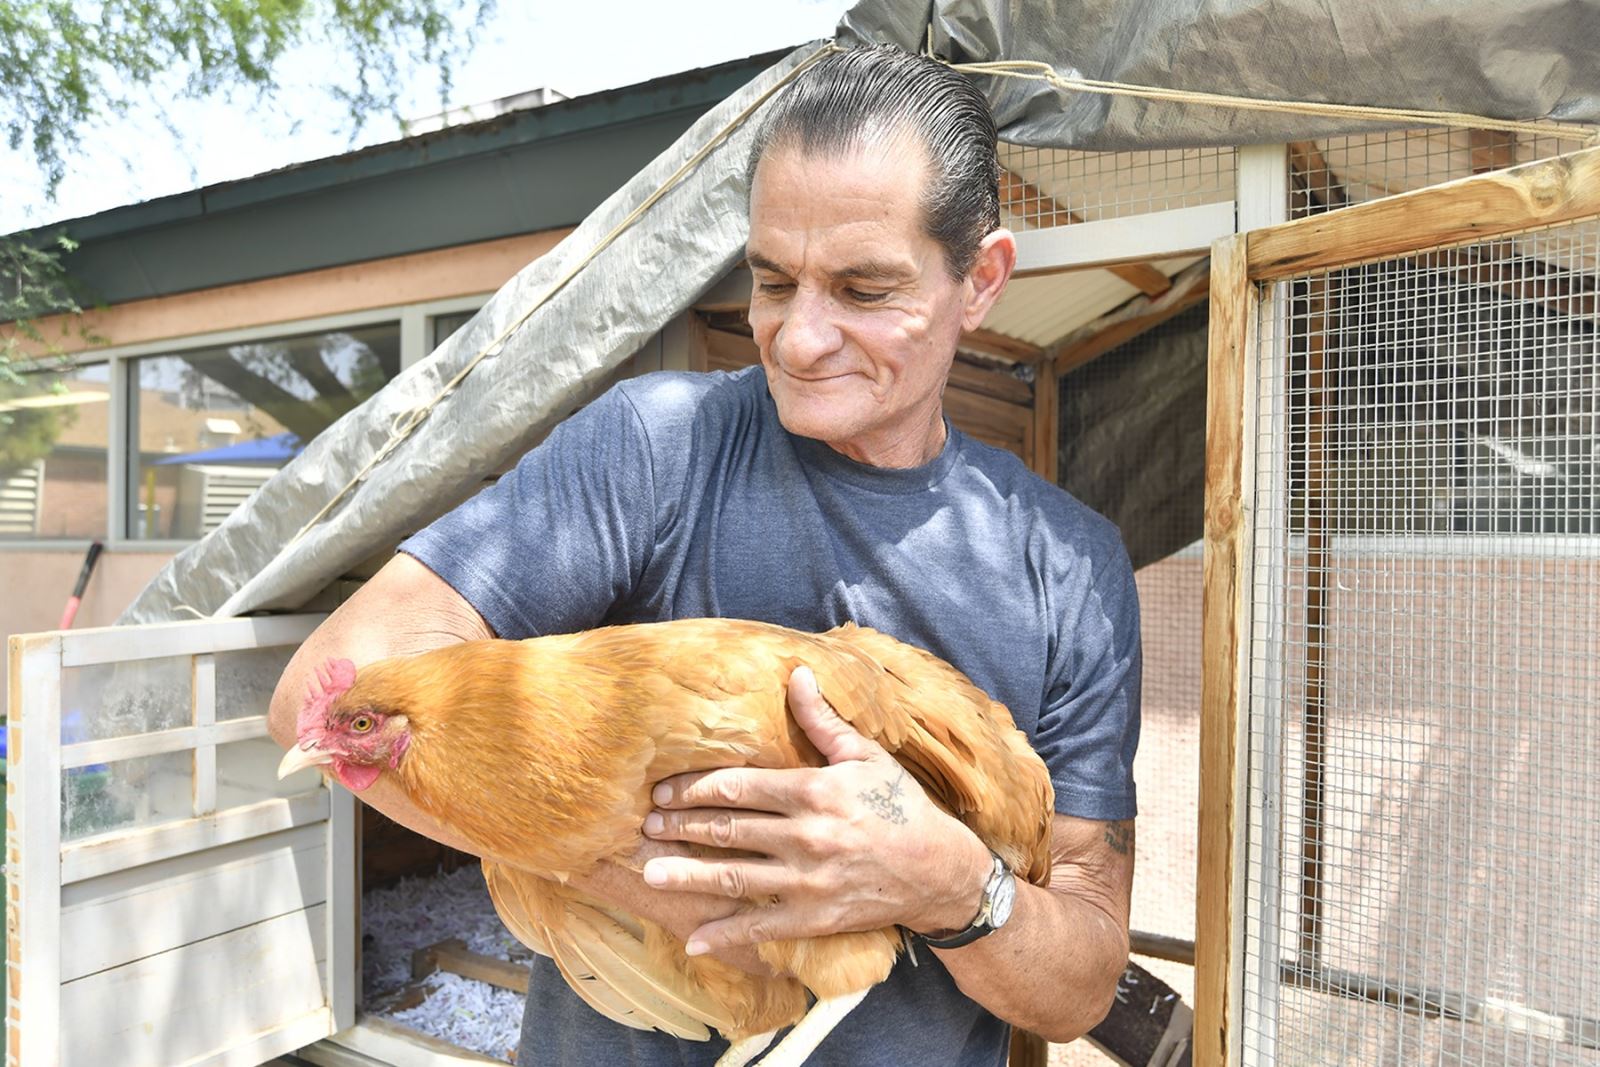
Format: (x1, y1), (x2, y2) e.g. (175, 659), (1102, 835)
(757, 282), (794, 296)
(846, 288), (889, 304)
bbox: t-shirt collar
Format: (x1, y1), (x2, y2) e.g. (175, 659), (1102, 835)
(783, 409), (964, 494)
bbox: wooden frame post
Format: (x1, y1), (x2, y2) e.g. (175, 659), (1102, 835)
(6, 635), (64, 1067)
(1296, 276), (1332, 968)
(1196, 233), (1257, 1067)
(1032, 359), (1060, 486)
(1200, 143), (1600, 1067)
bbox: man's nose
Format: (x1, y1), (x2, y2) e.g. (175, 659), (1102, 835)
(773, 288), (843, 368)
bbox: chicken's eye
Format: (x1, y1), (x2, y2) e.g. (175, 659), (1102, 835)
(350, 714), (375, 734)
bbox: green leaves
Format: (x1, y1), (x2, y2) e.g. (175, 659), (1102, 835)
(1, 234), (92, 366)
(2, 0), (494, 197)
(1, 0), (493, 377)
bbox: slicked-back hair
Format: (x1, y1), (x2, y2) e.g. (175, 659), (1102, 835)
(747, 45), (1001, 280)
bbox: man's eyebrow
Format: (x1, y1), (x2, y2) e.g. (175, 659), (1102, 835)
(831, 260), (916, 284)
(745, 253), (916, 285)
(746, 253), (790, 276)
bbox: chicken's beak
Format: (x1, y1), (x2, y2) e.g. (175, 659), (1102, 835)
(278, 742), (334, 780)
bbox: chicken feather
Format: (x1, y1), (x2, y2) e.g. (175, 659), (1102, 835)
(287, 617), (1054, 1049)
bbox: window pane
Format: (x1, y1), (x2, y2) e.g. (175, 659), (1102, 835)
(218, 737), (321, 806)
(216, 645), (296, 721)
(63, 751), (193, 841)
(0, 361), (110, 540)
(430, 310), (476, 351)
(127, 322), (399, 540)
(62, 656), (191, 742)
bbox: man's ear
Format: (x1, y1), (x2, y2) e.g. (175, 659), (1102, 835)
(961, 228), (1018, 333)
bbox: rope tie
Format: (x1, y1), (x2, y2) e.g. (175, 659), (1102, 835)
(946, 58), (1598, 143)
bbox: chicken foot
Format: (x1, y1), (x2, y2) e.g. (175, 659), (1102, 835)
(714, 1028), (780, 1067)
(716, 988), (871, 1067)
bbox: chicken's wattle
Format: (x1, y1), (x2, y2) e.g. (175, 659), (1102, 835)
(332, 759), (382, 792)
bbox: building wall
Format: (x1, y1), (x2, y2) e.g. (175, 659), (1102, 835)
(2, 229), (568, 700)
(3, 549), (173, 644)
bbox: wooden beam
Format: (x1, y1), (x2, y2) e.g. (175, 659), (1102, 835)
(999, 168), (1174, 296)
(1131, 929), (1197, 966)
(1288, 140), (1349, 213)
(1298, 275), (1332, 968)
(959, 326), (1045, 364)
(1247, 144), (1600, 281)
(1031, 358), (1059, 485)
(1007, 1032), (1048, 1067)
(412, 938), (530, 995)
(948, 356), (1035, 407)
(1468, 129), (1517, 174)
(1050, 259), (1211, 377)
(1195, 233), (1256, 1067)
(310, 1016), (508, 1066)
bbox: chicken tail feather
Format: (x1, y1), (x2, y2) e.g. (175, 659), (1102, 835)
(485, 860), (728, 1041)
(546, 928), (677, 1036)
(562, 908), (717, 1040)
(481, 861), (552, 958)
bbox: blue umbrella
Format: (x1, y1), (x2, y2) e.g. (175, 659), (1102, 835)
(153, 431), (302, 466)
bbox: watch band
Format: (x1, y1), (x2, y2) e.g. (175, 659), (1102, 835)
(920, 851), (1015, 950)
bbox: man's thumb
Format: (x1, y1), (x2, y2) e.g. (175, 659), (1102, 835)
(788, 665), (877, 764)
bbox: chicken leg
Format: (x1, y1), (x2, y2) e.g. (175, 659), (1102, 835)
(721, 989), (871, 1067)
(714, 1028), (780, 1067)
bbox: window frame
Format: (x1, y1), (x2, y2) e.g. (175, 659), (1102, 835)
(0, 294), (489, 552)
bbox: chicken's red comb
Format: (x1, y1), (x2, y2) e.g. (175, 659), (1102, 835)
(297, 657), (358, 736)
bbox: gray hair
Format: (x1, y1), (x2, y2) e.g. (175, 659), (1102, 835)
(747, 45), (1001, 280)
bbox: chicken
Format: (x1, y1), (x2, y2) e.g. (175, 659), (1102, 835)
(276, 618), (1054, 1066)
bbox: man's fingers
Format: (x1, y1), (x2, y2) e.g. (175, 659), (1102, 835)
(641, 855), (790, 899)
(643, 808), (789, 853)
(653, 766), (816, 814)
(684, 908), (821, 956)
(787, 665), (881, 765)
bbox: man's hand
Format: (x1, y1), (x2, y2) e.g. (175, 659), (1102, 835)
(639, 665), (993, 957)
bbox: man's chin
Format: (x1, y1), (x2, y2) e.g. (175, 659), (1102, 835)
(772, 397), (862, 446)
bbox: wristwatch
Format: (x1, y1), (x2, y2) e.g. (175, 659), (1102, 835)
(920, 850), (1017, 950)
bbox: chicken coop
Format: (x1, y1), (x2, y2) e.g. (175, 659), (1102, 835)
(7, 11), (1600, 1066)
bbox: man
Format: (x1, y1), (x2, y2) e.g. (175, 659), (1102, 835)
(270, 44), (1140, 1066)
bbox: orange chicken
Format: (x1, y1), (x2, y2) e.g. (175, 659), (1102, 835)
(277, 618), (1053, 1066)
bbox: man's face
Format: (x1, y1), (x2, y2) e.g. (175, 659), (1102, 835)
(746, 139), (987, 468)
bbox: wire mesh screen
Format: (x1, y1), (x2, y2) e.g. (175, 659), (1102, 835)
(1241, 216), (1600, 1066)
(998, 144), (1235, 230)
(1288, 129), (1593, 218)
(1057, 304), (1209, 1041)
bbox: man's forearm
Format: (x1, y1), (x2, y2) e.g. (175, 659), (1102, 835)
(933, 878), (1127, 1042)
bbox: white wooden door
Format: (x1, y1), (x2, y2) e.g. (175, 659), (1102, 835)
(6, 614), (356, 1067)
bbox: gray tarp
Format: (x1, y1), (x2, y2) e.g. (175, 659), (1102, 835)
(123, 0), (1600, 624)
(840, 0), (1600, 149)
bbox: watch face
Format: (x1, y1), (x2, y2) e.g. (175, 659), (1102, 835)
(990, 870), (1017, 929)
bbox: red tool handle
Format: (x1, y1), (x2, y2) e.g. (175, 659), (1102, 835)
(58, 540), (105, 630)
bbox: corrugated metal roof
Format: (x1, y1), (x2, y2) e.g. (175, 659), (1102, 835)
(984, 268), (1143, 349)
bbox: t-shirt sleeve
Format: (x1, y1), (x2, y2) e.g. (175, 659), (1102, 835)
(1033, 536), (1143, 822)
(398, 386), (656, 639)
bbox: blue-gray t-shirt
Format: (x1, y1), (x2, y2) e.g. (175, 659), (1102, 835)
(400, 366), (1141, 1067)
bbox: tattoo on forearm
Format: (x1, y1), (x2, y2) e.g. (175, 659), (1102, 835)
(860, 769), (909, 825)
(1104, 821), (1134, 856)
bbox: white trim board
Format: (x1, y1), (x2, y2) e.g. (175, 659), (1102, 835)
(58, 613), (323, 667)
(1013, 202), (1236, 276)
